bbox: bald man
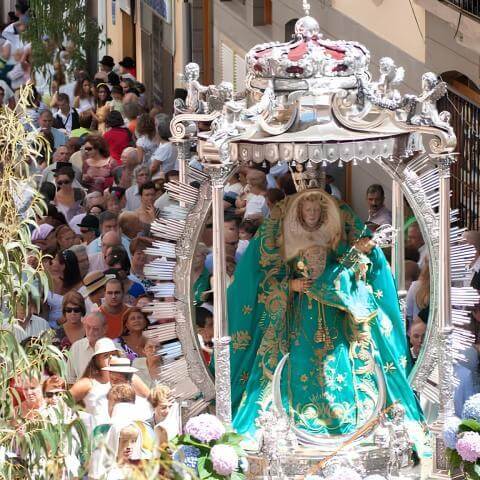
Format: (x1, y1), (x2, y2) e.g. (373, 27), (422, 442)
(66, 311), (108, 384)
(88, 230), (122, 273)
(119, 211), (144, 239)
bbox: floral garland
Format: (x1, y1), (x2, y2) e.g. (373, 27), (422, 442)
(444, 394), (480, 479)
(172, 413), (248, 480)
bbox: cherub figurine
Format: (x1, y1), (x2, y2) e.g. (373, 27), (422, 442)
(256, 408), (285, 479)
(407, 72), (453, 135)
(386, 404), (412, 477)
(184, 62), (209, 113)
(375, 57), (404, 102)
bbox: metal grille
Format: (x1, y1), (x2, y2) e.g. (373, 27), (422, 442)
(438, 87), (480, 230)
(441, 0), (480, 20)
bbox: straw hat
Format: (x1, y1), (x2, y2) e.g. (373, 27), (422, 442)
(102, 356), (138, 373)
(80, 270), (115, 298)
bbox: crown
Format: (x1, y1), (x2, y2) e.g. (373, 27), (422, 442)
(245, 13), (370, 85)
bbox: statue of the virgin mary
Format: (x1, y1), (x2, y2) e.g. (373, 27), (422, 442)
(228, 188), (429, 454)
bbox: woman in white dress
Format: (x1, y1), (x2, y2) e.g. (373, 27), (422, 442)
(405, 260), (430, 328)
(69, 338), (119, 428)
(73, 77), (96, 116)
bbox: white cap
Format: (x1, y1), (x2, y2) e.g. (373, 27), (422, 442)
(94, 338), (119, 356)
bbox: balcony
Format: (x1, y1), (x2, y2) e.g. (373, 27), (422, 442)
(415, 0), (480, 53)
(440, 0), (480, 20)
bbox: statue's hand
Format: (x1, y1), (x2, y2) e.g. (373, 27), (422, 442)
(355, 237), (375, 254)
(290, 278), (313, 293)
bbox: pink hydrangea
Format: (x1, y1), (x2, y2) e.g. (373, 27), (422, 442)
(456, 432), (480, 462)
(210, 444), (239, 476)
(325, 467), (362, 480)
(184, 414), (226, 443)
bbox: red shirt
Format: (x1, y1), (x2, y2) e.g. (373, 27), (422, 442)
(99, 305), (127, 339)
(103, 127), (131, 165)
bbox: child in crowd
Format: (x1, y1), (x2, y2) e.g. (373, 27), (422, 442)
(195, 305), (214, 364)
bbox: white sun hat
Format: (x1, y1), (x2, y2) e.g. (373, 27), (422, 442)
(94, 338), (120, 356)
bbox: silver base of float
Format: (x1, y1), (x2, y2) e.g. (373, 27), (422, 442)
(246, 444), (390, 479)
(245, 444), (443, 479)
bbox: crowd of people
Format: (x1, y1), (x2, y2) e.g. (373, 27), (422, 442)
(1, 4), (189, 477)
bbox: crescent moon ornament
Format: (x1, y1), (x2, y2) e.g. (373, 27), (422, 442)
(272, 353), (387, 451)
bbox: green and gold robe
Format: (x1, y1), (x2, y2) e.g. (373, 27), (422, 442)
(228, 193), (430, 455)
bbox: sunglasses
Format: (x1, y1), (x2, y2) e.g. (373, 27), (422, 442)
(84, 146), (94, 151)
(64, 307), (82, 313)
(56, 180), (71, 186)
(45, 391), (64, 398)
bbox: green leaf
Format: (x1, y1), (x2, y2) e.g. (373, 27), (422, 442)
(198, 456), (212, 479)
(231, 472), (246, 480)
(463, 461), (480, 480)
(460, 419), (480, 433)
(220, 432), (244, 445)
(181, 434), (212, 451)
(447, 449), (462, 470)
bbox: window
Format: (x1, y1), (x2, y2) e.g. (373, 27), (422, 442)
(220, 41), (246, 91)
(285, 18), (298, 42)
(264, 0), (272, 25)
(252, 0), (272, 26)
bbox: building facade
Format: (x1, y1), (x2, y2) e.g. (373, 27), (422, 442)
(212, 0), (480, 221)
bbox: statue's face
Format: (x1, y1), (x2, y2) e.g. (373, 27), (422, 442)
(186, 63), (199, 80)
(379, 58), (393, 74)
(301, 200), (322, 229)
(422, 73), (436, 91)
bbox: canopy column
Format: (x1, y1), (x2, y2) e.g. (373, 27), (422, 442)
(205, 164), (232, 424)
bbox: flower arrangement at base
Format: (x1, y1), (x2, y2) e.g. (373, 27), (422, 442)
(444, 394), (480, 479)
(172, 413), (248, 480)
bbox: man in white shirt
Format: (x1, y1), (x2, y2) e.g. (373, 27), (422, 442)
(154, 170), (179, 211)
(125, 166), (151, 211)
(366, 184), (392, 229)
(326, 174), (342, 200)
(14, 299), (50, 342)
(53, 93), (80, 135)
(38, 110), (68, 150)
(66, 312), (108, 385)
(151, 113), (178, 177)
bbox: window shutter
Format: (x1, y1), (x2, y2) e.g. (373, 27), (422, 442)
(220, 42), (234, 84)
(234, 54), (246, 91)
